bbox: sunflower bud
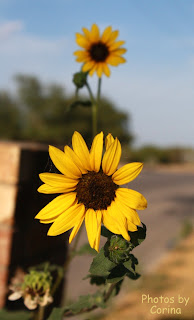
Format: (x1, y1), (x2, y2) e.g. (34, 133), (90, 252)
(73, 71), (88, 89)
(105, 235), (134, 264)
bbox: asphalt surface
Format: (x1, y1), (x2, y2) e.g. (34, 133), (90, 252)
(65, 168), (194, 301)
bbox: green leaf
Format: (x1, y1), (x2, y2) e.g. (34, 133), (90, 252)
(73, 243), (97, 257)
(47, 292), (106, 319)
(123, 254), (138, 274)
(106, 264), (128, 283)
(107, 254), (140, 283)
(101, 226), (114, 239)
(0, 310), (31, 320)
(89, 248), (116, 277)
(128, 223), (147, 247)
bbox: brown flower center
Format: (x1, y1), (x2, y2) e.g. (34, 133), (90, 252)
(89, 42), (109, 62)
(76, 170), (118, 210)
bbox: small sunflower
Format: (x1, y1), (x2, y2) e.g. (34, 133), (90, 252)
(35, 132), (147, 252)
(74, 24), (127, 77)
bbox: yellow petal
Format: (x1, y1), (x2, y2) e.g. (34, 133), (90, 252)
(64, 146), (88, 174)
(35, 193), (77, 220)
(49, 145), (82, 179)
(102, 202), (130, 240)
(102, 138), (121, 175)
(88, 64), (97, 76)
(111, 201), (130, 240)
(75, 33), (90, 48)
(102, 63), (111, 77)
(90, 24), (100, 42)
(116, 188), (147, 210)
(96, 63), (103, 78)
(109, 40), (125, 50)
(74, 50), (88, 58)
(93, 210), (102, 252)
(82, 27), (91, 40)
(82, 60), (95, 72)
(105, 133), (114, 150)
(47, 203), (85, 236)
(106, 55), (126, 66)
(90, 132), (103, 172)
(112, 162), (143, 185)
(102, 208), (120, 234)
(39, 173), (78, 188)
(72, 131), (91, 170)
(106, 30), (119, 45)
(74, 50), (89, 62)
(85, 209), (98, 249)
(127, 219), (138, 232)
(40, 218), (56, 224)
(37, 184), (75, 194)
(69, 216), (84, 243)
(111, 48), (127, 55)
(115, 198), (141, 225)
(101, 26), (112, 43)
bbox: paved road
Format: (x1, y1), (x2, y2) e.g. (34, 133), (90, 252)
(65, 168), (194, 301)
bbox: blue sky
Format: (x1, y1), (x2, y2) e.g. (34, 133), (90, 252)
(1, 0), (194, 147)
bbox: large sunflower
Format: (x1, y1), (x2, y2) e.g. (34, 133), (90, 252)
(74, 24), (126, 77)
(35, 132), (147, 252)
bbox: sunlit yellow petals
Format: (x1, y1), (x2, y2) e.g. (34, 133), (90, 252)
(111, 201), (130, 241)
(49, 146), (82, 179)
(85, 209), (98, 249)
(64, 146), (88, 174)
(102, 138), (121, 176)
(90, 24), (100, 42)
(96, 64), (103, 78)
(35, 193), (77, 220)
(82, 60), (95, 72)
(109, 40), (125, 50)
(74, 50), (89, 62)
(116, 188), (147, 210)
(106, 55), (126, 66)
(102, 63), (111, 77)
(127, 219), (138, 232)
(116, 199), (141, 225)
(112, 162), (143, 185)
(107, 30), (119, 44)
(75, 33), (90, 48)
(105, 133), (114, 150)
(102, 208), (120, 235)
(40, 218), (57, 224)
(113, 48), (127, 55)
(82, 27), (91, 40)
(103, 203), (130, 241)
(37, 184), (74, 194)
(89, 65), (97, 76)
(93, 210), (102, 252)
(101, 26), (112, 43)
(39, 173), (78, 189)
(90, 132), (103, 172)
(69, 216), (84, 244)
(72, 131), (91, 170)
(48, 203), (85, 236)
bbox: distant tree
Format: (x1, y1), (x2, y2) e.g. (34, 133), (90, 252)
(0, 91), (21, 139)
(0, 74), (133, 146)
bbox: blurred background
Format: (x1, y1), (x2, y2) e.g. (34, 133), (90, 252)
(0, 0), (194, 319)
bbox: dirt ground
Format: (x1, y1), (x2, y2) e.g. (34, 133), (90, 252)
(102, 232), (194, 320)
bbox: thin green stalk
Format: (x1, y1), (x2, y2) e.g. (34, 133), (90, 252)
(34, 306), (45, 320)
(86, 82), (97, 138)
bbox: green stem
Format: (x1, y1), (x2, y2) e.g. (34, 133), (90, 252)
(86, 82), (97, 138)
(35, 306), (45, 320)
(97, 77), (102, 105)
